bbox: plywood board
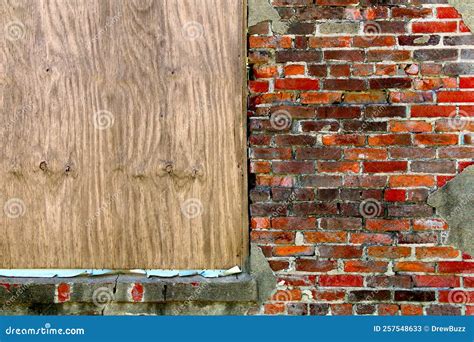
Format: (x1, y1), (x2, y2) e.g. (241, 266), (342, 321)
(0, 0), (246, 269)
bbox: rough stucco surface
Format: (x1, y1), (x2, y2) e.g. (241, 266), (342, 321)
(428, 166), (474, 257)
(250, 243), (277, 304)
(450, 0), (474, 31)
(248, 0), (287, 34)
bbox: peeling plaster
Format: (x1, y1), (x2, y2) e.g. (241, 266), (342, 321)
(248, 0), (287, 34)
(450, 0), (474, 31)
(428, 166), (474, 256)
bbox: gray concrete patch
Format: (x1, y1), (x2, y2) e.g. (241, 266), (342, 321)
(428, 166), (474, 256)
(248, 0), (288, 34)
(250, 243), (277, 305)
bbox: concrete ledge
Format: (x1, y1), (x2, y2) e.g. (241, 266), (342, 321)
(0, 274), (258, 315)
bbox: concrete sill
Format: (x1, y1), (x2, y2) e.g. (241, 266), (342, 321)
(0, 245), (275, 314)
(0, 273), (257, 303)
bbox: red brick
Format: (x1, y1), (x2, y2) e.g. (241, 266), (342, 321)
(344, 148), (388, 160)
(392, 7), (432, 18)
(344, 91), (386, 103)
(273, 161), (314, 174)
(401, 304), (423, 315)
(389, 120), (432, 133)
(389, 91), (433, 104)
(271, 217), (317, 230)
(256, 175), (294, 187)
(367, 219), (410, 232)
(268, 260), (289, 272)
(412, 21), (457, 33)
(344, 260), (388, 273)
(249, 36), (292, 48)
(378, 304), (399, 316)
(251, 231), (295, 244)
(438, 262), (474, 274)
(368, 134), (411, 146)
(318, 161), (360, 173)
(275, 78), (319, 91)
(324, 50), (365, 62)
(384, 189), (406, 202)
(319, 245), (363, 259)
(323, 134), (365, 146)
(264, 303), (285, 314)
(330, 64), (351, 77)
(250, 161), (271, 173)
(439, 290), (474, 304)
(305, 231), (346, 243)
(312, 290), (345, 302)
(319, 275), (364, 287)
(284, 64), (305, 76)
(251, 217), (271, 229)
(273, 246), (314, 257)
(414, 134), (458, 146)
(249, 80), (269, 94)
(438, 91), (474, 103)
(437, 7), (461, 19)
(364, 161), (407, 173)
(331, 304), (353, 315)
(253, 65), (279, 78)
(413, 218), (448, 231)
(411, 105), (455, 117)
(367, 246), (412, 258)
(324, 79), (367, 91)
(460, 77), (474, 88)
(295, 259), (337, 272)
(317, 106), (361, 119)
(389, 175), (435, 187)
(309, 36), (351, 48)
(350, 233), (393, 245)
(252, 148), (292, 160)
(368, 50), (410, 62)
(414, 275), (460, 288)
(301, 92), (343, 104)
(416, 246), (459, 259)
(353, 36), (396, 47)
(320, 217), (362, 230)
(394, 261), (436, 273)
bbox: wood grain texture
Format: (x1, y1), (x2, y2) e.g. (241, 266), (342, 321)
(0, 0), (246, 269)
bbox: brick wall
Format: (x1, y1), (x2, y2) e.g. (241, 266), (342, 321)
(248, 0), (474, 315)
